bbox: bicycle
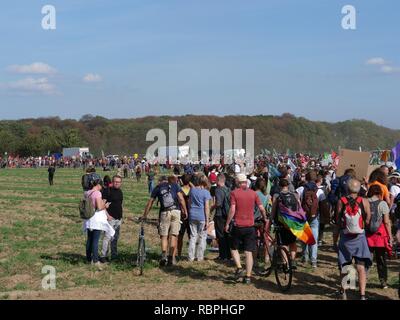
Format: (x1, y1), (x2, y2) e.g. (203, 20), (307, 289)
(262, 223), (293, 292)
(136, 220), (146, 275)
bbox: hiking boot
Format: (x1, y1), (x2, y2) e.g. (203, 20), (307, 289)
(99, 257), (109, 264)
(243, 276), (251, 284)
(167, 256), (177, 266)
(159, 255), (168, 267)
(234, 268), (244, 282)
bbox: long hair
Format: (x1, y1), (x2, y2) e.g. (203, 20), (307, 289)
(369, 168), (388, 185)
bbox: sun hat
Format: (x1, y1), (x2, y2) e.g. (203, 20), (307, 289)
(237, 173), (247, 183)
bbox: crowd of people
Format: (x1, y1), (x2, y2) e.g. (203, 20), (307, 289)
(76, 152), (400, 300)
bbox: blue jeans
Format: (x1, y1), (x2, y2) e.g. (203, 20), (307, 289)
(303, 217), (319, 263)
(188, 220), (207, 261)
(148, 180), (155, 194)
(86, 229), (102, 263)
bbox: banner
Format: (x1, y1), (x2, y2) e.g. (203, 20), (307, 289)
(392, 142), (400, 169)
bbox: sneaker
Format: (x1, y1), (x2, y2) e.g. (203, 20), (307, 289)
(243, 277), (251, 284)
(360, 295), (367, 300)
(290, 260), (297, 270)
(92, 261), (103, 271)
(380, 281), (389, 289)
(234, 268), (244, 281)
(259, 267), (271, 276)
(311, 262), (317, 268)
(318, 241), (323, 246)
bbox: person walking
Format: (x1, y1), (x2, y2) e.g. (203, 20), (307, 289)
(212, 174), (232, 261)
(100, 175), (124, 263)
(336, 179), (372, 300)
(366, 185), (393, 289)
(48, 164), (55, 186)
(187, 175), (212, 262)
(142, 175), (187, 266)
(225, 174), (267, 284)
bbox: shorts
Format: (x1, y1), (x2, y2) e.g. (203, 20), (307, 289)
(277, 226), (297, 246)
(231, 226), (256, 252)
(159, 210), (181, 237)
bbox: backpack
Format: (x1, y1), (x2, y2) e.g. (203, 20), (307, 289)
(301, 184), (319, 220)
(340, 196), (364, 235)
(81, 173), (100, 191)
(159, 184), (177, 210)
(79, 191), (96, 220)
(278, 192), (299, 213)
(221, 186), (231, 218)
(369, 199), (383, 234)
(337, 175), (351, 199)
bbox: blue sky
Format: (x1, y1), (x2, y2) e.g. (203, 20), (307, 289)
(0, 0), (399, 128)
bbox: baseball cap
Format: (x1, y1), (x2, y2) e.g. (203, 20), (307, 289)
(237, 173), (247, 183)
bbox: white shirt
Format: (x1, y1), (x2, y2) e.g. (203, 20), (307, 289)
(296, 186), (326, 202)
(234, 164), (241, 174)
(83, 210), (116, 238)
(390, 184), (400, 199)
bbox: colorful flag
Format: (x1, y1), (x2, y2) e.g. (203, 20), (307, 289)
(287, 158), (296, 171)
(277, 203), (316, 245)
(392, 142), (400, 169)
(268, 164), (281, 179)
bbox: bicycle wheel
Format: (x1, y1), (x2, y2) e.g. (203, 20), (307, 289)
(274, 246), (293, 292)
(137, 237), (146, 275)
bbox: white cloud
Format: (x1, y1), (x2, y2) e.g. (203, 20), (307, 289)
(366, 57), (387, 65)
(366, 57), (400, 74)
(7, 62), (57, 75)
(83, 73), (102, 83)
(5, 77), (57, 95)
(381, 65), (400, 74)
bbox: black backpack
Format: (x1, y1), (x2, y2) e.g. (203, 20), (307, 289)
(278, 192), (299, 212)
(220, 186), (231, 218)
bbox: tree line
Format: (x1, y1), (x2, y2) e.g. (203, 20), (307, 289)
(0, 113), (399, 157)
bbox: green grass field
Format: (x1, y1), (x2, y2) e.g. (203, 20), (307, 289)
(0, 168), (398, 300)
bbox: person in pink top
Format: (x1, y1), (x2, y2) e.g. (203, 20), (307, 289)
(366, 185), (393, 289)
(225, 174), (267, 284)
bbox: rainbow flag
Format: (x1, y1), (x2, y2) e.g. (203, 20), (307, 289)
(277, 203), (316, 245)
